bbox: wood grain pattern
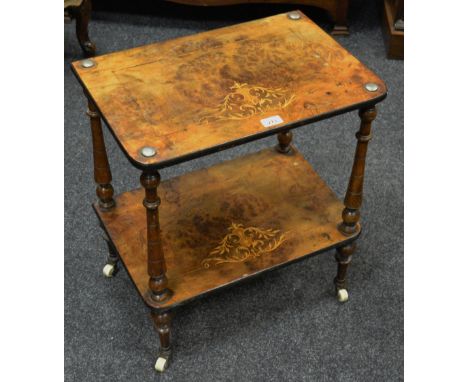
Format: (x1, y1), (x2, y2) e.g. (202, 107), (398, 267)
(66, 0), (96, 56)
(72, 11), (386, 169)
(95, 147), (359, 309)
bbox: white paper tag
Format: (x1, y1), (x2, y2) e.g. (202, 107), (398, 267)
(260, 115), (284, 128)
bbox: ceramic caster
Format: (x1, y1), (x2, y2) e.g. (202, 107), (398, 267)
(102, 263), (115, 278)
(155, 357), (168, 372)
(337, 288), (349, 303)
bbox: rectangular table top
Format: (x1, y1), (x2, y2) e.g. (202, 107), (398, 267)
(72, 11), (387, 169)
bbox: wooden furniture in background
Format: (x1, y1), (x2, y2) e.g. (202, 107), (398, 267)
(72, 11), (386, 372)
(163, 0), (350, 35)
(64, 0), (96, 56)
(382, 0), (403, 59)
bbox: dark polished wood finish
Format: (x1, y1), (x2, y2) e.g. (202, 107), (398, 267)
(276, 131), (293, 153)
(151, 311), (172, 359)
(330, 0), (349, 35)
(102, 226), (119, 268)
(140, 171), (172, 303)
(87, 98), (115, 210)
(76, 0), (95, 56)
(339, 107), (377, 236)
(71, 12), (386, 170)
(65, 0), (96, 57)
(335, 106), (377, 292)
(334, 241), (355, 291)
(163, 0), (349, 35)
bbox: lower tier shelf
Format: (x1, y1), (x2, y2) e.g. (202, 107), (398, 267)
(95, 147), (359, 309)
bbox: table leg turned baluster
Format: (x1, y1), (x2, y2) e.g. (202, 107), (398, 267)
(276, 131), (293, 154)
(334, 106), (377, 302)
(140, 170), (172, 304)
(101, 224), (119, 278)
(151, 310), (172, 372)
(75, 0), (96, 57)
(86, 97), (118, 276)
(87, 98), (115, 210)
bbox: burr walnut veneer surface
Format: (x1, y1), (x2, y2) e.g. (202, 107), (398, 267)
(72, 11), (387, 169)
(95, 148), (359, 308)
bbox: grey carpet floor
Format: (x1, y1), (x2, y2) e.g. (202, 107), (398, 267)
(64, 1), (403, 381)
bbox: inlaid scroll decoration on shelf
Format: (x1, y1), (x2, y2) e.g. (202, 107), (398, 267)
(199, 82), (295, 123)
(202, 222), (287, 268)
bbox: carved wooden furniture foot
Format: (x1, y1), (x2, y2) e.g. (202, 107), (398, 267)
(65, 0), (96, 56)
(72, 12), (386, 371)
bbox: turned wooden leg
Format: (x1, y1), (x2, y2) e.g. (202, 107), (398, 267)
(276, 131), (293, 153)
(331, 0), (350, 36)
(87, 98), (115, 210)
(334, 106), (377, 301)
(151, 310), (172, 372)
(339, 106), (377, 236)
(140, 170), (172, 303)
(334, 242), (356, 302)
(75, 0), (96, 56)
(100, 223), (119, 277)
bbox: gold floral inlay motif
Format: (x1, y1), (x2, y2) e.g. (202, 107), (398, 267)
(202, 223), (287, 268)
(200, 82), (295, 122)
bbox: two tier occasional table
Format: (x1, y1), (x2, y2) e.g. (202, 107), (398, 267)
(72, 11), (387, 372)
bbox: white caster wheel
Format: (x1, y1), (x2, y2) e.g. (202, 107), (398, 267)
(155, 357), (168, 372)
(102, 263), (115, 278)
(337, 289), (349, 303)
